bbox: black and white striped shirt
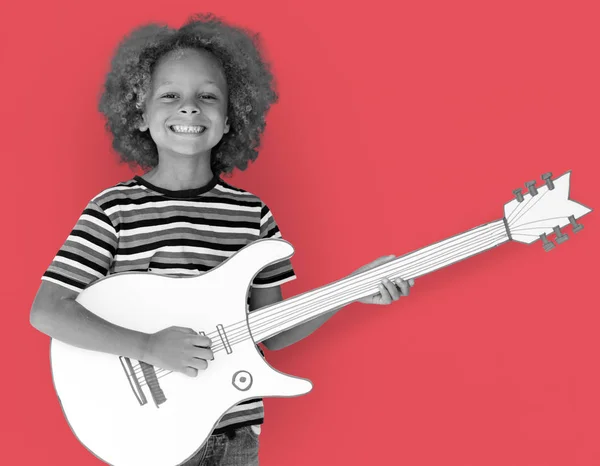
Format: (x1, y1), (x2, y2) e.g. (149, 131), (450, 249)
(42, 174), (296, 433)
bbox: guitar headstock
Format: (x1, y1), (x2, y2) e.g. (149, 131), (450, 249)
(504, 171), (592, 250)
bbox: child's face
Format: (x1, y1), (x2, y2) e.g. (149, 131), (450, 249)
(140, 48), (230, 162)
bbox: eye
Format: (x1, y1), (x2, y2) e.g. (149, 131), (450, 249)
(199, 94), (217, 101)
(161, 93), (178, 99)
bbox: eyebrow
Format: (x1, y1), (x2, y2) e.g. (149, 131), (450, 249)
(157, 80), (218, 88)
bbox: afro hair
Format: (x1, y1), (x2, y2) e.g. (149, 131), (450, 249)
(98, 13), (278, 176)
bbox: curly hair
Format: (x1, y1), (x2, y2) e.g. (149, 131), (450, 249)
(98, 13), (278, 176)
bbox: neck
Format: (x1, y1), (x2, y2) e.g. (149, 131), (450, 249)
(249, 218), (511, 344)
(146, 153), (213, 190)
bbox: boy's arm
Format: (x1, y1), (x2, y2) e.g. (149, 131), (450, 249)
(249, 286), (342, 351)
(30, 281), (211, 377)
(31, 280), (151, 360)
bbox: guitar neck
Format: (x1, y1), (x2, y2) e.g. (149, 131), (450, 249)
(250, 218), (510, 344)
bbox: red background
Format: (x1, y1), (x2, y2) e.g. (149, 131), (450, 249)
(1, 0), (599, 465)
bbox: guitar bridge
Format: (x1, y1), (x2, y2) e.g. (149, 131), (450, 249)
(119, 357), (168, 408)
(119, 357), (148, 406)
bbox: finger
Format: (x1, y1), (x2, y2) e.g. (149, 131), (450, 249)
(391, 278), (406, 295)
(193, 335), (212, 347)
(382, 278), (401, 300)
(395, 278), (410, 296)
(192, 347), (214, 361)
(182, 367), (198, 378)
(188, 358), (209, 371)
(378, 284), (392, 304)
(408, 279), (415, 287)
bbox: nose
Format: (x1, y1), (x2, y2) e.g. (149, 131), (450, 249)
(178, 107), (199, 115)
(178, 100), (201, 115)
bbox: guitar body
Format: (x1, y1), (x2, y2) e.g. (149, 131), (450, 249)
(50, 239), (313, 466)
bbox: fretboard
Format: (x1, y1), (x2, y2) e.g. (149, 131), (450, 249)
(249, 219), (510, 344)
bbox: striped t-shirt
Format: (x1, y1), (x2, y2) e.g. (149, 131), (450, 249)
(41, 174), (296, 434)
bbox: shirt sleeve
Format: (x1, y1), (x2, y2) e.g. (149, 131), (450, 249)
(41, 200), (118, 293)
(251, 202), (297, 288)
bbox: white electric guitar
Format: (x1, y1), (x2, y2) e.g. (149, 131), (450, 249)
(50, 171), (591, 466)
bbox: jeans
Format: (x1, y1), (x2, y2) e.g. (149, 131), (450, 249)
(181, 426), (260, 466)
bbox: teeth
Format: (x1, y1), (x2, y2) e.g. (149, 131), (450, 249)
(171, 125), (205, 134)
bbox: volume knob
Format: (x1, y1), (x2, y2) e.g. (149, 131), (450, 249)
(232, 370), (253, 391)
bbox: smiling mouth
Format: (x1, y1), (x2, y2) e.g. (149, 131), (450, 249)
(169, 125), (207, 134)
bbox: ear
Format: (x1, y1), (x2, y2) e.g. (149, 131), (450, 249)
(139, 113), (149, 132)
(224, 116), (230, 134)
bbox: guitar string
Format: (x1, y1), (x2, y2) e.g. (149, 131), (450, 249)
(135, 193), (548, 386)
(221, 197), (546, 354)
(239, 230), (509, 347)
(505, 191), (534, 225)
(508, 190), (548, 228)
(510, 229), (559, 234)
(502, 233), (540, 238)
(136, 228), (509, 385)
(138, 228), (511, 385)
(508, 187), (545, 224)
(135, 193), (558, 384)
(508, 216), (569, 230)
(138, 185), (559, 383)
(134, 226), (508, 384)
(135, 193), (553, 384)
(220, 223), (508, 346)
(131, 222), (506, 378)
(142, 193), (564, 385)
(133, 223), (508, 379)
(145, 190), (548, 369)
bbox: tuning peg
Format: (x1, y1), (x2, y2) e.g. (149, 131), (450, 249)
(568, 215), (584, 233)
(525, 181), (538, 196)
(541, 172), (555, 190)
(539, 233), (555, 251)
(552, 226), (569, 244)
(512, 188), (524, 202)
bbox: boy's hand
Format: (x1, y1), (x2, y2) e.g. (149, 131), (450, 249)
(352, 255), (414, 305)
(142, 326), (213, 377)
